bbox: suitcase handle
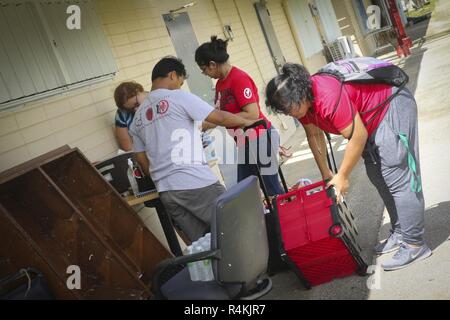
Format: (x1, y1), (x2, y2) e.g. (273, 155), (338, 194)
(299, 180), (326, 197)
(277, 180), (327, 205)
(276, 190), (299, 206)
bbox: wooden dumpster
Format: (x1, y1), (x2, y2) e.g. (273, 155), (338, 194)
(0, 146), (171, 299)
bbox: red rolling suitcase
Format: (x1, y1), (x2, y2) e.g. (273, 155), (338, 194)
(273, 181), (367, 287)
(272, 133), (367, 288)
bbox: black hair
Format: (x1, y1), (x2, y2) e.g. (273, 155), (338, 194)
(151, 56), (187, 81)
(195, 36), (229, 67)
(265, 63), (313, 115)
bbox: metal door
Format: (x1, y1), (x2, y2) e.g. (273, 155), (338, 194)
(254, 2), (286, 74)
(163, 12), (214, 105)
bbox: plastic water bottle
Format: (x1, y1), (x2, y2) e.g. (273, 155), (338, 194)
(127, 158), (139, 196)
(200, 234), (214, 281)
(185, 246), (200, 281)
(194, 244), (207, 281)
(204, 233), (211, 243)
(202, 132), (217, 163)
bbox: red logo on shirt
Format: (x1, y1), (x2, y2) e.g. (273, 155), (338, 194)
(157, 100), (169, 114)
(243, 88), (252, 99)
(146, 108), (153, 121)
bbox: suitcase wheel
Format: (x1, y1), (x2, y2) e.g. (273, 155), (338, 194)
(356, 264), (368, 276)
(329, 224), (343, 237)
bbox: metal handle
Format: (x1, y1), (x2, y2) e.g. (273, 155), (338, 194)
(243, 119), (267, 131)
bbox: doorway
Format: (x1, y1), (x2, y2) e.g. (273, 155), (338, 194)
(254, 2), (286, 74)
(162, 12), (214, 105)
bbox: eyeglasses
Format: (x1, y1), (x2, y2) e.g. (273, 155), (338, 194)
(268, 102), (296, 116)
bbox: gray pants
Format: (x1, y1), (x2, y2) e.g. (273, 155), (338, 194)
(159, 181), (226, 242)
(362, 88), (425, 245)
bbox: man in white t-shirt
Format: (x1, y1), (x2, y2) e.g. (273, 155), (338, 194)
(129, 56), (256, 242)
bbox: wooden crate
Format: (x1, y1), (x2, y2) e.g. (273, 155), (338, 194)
(0, 146), (171, 299)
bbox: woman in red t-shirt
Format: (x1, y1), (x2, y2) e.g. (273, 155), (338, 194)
(266, 63), (430, 271)
(195, 36), (284, 196)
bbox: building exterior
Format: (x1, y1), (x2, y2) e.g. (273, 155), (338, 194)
(0, 0), (403, 250)
(1, 0), (395, 173)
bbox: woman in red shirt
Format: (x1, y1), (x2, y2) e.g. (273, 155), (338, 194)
(195, 36), (284, 196)
(265, 63), (431, 271)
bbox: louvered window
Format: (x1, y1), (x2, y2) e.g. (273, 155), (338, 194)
(0, 0), (117, 110)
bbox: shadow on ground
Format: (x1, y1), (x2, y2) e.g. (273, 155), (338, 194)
(377, 45), (428, 96)
(376, 17), (434, 96)
(379, 201), (450, 251)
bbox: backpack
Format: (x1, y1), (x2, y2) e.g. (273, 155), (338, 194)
(314, 58), (421, 193)
(315, 57), (409, 88)
(312, 57), (409, 136)
(312, 57), (410, 128)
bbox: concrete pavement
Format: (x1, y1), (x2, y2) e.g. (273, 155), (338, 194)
(369, 0), (450, 299)
(263, 127), (385, 300)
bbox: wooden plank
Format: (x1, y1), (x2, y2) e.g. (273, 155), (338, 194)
(0, 170), (82, 281)
(41, 148), (171, 281)
(0, 205), (80, 299)
(0, 145), (71, 184)
(0, 147), (171, 298)
(124, 192), (160, 206)
(38, 167), (149, 290)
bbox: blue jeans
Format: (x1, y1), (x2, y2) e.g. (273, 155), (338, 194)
(237, 127), (285, 196)
(238, 164), (285, 196)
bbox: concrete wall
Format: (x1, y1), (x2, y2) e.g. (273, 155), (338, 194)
(331, 0), (378, 57)
(0, 0), (306, 250)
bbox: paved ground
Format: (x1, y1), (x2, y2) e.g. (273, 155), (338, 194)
(264, 0), (450, 300)
(263, 126), (384, 300)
